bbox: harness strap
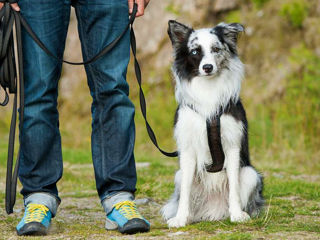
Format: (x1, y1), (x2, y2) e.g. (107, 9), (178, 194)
(185, 104), (225, 172)
(0, 2), (177, 214)
(206, 113), (225, 173)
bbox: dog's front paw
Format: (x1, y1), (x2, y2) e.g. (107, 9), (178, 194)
(230, 211), (250, 222)
(167, 216), (187, 228)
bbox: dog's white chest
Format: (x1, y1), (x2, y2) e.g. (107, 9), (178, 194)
(175, 107), (212, 167)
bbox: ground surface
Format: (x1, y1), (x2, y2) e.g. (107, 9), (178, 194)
(0, 145), (319, 240)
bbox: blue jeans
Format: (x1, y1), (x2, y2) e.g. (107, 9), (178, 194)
(18, 0), (137, 215)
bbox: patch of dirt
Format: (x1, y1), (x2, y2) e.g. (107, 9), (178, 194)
(278, 196), (302, 201)
(266, 231), (320, 240)
(290, 174), (320, 183)
(294, 214), (320, 223)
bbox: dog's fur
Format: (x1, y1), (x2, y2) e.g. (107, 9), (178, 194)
(161, 21), (264, 228)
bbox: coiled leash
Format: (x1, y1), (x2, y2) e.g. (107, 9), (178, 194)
(0, 0), (25, 215)
(0, 1), (178, 214)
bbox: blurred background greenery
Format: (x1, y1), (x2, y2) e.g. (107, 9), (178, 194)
(0, 0), (319, 173)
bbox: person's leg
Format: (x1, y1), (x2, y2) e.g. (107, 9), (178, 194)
(16, 0), (71, 234)
(74, 0), (149, 233)
(74, 0), (136, 204)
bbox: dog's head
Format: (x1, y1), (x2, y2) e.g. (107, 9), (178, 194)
(168, 20), (244, 80)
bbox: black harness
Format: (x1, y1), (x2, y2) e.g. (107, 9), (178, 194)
(206, 115), (225, 172)
(186, 104), (225, 173)
(0, 0), (224, 214)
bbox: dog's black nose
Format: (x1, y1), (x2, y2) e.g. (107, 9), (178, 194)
(203, 64), (213, 73)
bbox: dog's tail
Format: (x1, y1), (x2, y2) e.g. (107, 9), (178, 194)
(246, 172), (264, 217)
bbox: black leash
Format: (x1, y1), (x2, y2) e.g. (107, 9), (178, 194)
(0, 1), (24, 215)
(0, 1), (177, 214)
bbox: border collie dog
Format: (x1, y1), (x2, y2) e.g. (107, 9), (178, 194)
(161, 21), (264, 228)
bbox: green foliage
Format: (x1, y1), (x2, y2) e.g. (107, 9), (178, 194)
(224, 10), (241, 23)
(280, 0), (309, 28)
(276, 44), (320, 147)
(251, 0), (269, 8)
(165, 2), (181, 15)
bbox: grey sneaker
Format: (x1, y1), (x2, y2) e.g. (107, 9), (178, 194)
(105, 200), (150, 234)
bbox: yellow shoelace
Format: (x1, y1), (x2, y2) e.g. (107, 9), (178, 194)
(113, 201), (143, 220)
(25, 204), (49, 223)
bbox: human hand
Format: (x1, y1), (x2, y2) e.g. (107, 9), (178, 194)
(0, 1), (20, 11)
(128, 0), (150, 17)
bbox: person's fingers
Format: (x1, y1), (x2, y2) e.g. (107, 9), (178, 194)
(128, 0), (134, 15)
(128, 0), (148, 17)
(11, 3), (20, 11)
(136, 0), (145, 17)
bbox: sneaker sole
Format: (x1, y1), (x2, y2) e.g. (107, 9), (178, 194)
(16, 222), (48, 236)
(119, 218), (150, 234)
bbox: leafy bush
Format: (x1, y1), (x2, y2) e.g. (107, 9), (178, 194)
(280, 0), (309, 28)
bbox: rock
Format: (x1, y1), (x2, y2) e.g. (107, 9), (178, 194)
(245, 26), (254, 36)
(168, 231), (188, 237)
(134, 1), (176, 57)
(213, 0), (238, 12)
(134, 0), (210, 56)
(134, 198), (151, 205)
(136, 162), (151, 168)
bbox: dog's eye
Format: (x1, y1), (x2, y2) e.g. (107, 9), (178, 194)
(212, 47), (220, 53)
(190, 50), (199, 56)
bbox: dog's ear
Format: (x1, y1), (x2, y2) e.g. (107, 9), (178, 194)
(168, 20), (192, 47)
(215, 23), (244, 54)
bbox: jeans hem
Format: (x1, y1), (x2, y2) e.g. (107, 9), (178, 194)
(24, 192), (60, 217)
(101, 191), (134, 215)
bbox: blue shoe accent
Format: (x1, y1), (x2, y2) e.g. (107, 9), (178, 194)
(16, 203), (52, 236)
(106, 201), (150, 234)
(107, 207), (130, 228)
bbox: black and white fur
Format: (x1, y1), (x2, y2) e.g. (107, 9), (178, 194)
(161, 21), (264, 228)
